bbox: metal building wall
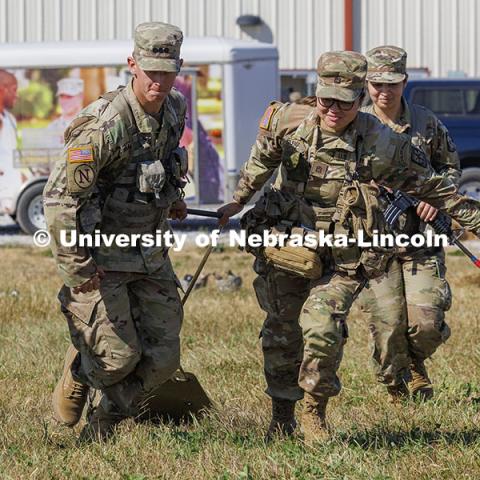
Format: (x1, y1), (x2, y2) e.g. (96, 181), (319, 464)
(0, 0), (344, 71)
(355, 0), (480, 77)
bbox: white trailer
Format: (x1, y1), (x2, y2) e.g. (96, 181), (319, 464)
(0, 37), (279, 234)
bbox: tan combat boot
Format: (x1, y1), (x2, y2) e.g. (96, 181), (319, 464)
(301, 393), (329, 445)
(265, 398), (297, 442)
(52, 345), (89, 426)
(78, 401), (124, 443)
(386, 381), (410, 404)
(409, 360), (433, 401)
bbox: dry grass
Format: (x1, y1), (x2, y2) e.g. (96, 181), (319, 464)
(1, 245), (480, 479)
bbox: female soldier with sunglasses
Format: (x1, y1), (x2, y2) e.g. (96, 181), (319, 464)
(218, 51), (479, 443)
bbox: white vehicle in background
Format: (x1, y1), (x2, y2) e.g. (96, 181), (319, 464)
(0, 38), (279, 234)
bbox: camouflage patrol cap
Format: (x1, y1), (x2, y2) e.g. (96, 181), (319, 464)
(366, 45), (407, 83)
(133, 22), (183, 72)
(316, 51), (367, 102)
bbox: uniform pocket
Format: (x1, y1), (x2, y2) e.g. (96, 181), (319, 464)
(441, 279), (452, 312)
(59, 286), (113, 360)
(433, 255), (452, 312)
(281, 144), (309, 182)
(253, 275), (274, 315)
(58, 285), (101, 326)
(101, 195), (159, 234)
(136, 160), (166, 193)
(360, 249), (393, 279)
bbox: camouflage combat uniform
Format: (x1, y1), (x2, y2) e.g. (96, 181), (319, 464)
(44, 24), (187, 420)
(359, 46), (461, 389)
(233, 52), (480, 404)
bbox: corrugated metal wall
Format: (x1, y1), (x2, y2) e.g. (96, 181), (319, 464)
(356, 0), (480, 77)
(0, 0), (345, 71)
(0, 0), (478, 76)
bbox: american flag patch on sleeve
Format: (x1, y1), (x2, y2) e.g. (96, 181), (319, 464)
(68, 146), (94, 163)
(259, 105), (278, 131)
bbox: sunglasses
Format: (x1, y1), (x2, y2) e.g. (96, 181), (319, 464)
(369, 82), (404, 89)
(317, 97), (356, 111)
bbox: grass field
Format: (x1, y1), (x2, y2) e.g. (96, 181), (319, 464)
(1, 245), (480, 479)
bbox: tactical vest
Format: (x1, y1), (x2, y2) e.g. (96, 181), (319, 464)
(362, 101), (436, 156)
(91, 87), (186, 273)
(393, 104), (427, 237)
(409, 104), (439, 158)
(273, 112), (380, 275)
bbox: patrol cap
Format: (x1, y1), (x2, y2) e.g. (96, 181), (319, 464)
(316, 51), (367, 102)
(366, 45), (407, 83)
(133, 22), (183, 73)
(57, 78), (84, 96)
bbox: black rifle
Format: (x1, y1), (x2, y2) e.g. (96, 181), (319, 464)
(186, 208), (222, 219)
(383, 189), (480, 268)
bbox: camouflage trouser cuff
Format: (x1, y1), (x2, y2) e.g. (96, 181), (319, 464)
(266, 386), (304, 402)
(376, 369), (412, 387)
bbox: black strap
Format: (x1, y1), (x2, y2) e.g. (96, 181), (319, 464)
(101, 88), (138, 142)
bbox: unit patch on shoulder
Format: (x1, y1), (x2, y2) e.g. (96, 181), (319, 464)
(68, 146), (94, 163)
(259, 105), (279, 131)
(73, 164), (95, 188)
(67, 162), (96, 193)
(411, 145), (428, 168)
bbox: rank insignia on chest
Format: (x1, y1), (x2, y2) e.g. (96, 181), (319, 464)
(309, 160), (329, 179)
(68, 146), (94, 163)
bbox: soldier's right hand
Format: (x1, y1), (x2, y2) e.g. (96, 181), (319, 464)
(217, 201), (244, 226)
(72, 267), (106, 294)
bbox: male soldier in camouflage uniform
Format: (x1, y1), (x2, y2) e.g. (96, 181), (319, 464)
(218, 51), (480, 444)
(360, 46), (460, 401)
(44, 22), (188, 440)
